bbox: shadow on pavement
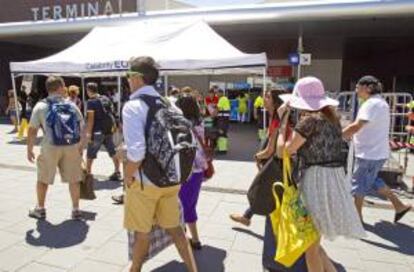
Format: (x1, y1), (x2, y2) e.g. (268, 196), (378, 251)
(25, 212), (96, 248)
(7, 137), (43, 146)
(362, 220), (414, 256)
(94, 179), (123, 191)
(152, 245), (226, 272)
(232, 227), (264, 240)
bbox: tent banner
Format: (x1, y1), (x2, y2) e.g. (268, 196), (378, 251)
(86, 61), (129, 71)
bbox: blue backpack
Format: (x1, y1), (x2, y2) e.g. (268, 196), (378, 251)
(45, 99), (81, 146)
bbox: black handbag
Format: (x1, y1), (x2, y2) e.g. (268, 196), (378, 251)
(247, 112), (289, 216)
(247, 154), (283, 215)
(80, 172), (96, 200)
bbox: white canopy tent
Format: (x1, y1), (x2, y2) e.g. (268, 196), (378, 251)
(9, 20), (268, 125)
(10, 20), (267, 75)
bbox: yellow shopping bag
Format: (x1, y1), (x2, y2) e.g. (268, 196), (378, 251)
(269, 150), (320, 267)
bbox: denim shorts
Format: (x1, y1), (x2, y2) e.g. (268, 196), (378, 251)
(352, 158), (386, 197)
(87, 133), (116, 159)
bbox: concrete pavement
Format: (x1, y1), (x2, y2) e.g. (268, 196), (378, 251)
(0, 123), (413, 271)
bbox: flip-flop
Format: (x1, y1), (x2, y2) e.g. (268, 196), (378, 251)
(394, 206), (412, 223)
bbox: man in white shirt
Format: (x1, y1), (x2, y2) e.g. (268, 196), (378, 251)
(343, 76), (411, 223)
(122, 56), (197, 272)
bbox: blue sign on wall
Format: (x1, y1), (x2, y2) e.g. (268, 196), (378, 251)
(233, 82), (251, 89)
(288, 53), (300, 66)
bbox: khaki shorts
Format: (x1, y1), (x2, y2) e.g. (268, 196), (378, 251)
(124, 183), (181, 233)
(37, 145), (82, 185)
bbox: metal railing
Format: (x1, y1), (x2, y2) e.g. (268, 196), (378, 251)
(336, 91), (413, 175)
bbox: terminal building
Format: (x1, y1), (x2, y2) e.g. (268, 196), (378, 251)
(1, 0), (414, 114)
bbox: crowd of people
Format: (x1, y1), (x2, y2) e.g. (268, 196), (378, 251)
(6, 55), (411, 272)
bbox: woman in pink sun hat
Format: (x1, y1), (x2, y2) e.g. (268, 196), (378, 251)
(277, 77), (365, 271)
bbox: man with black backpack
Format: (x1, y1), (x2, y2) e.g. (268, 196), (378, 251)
(27, 76), (85, 220)
(85, 82), (121, 181)
(123, 56), (198, 272)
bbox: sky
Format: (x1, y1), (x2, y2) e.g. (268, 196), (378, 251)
(180, 0), (263, 7)
(179, 0), (382, 7)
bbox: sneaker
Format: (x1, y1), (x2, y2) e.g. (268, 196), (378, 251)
(229, 214), (251, 227)
(111, 194), (124, 205)
(109, 171), (122, 181)
(71, 209), (83, 220)
(28, 207), (46, 220)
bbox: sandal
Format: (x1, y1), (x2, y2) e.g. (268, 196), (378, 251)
(189, 239), (202, 251)
(394, 206), (412, 223)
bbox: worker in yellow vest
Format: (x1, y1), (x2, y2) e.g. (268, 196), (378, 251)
(216, 89), (231, 153)
(253, 95), (265, 141)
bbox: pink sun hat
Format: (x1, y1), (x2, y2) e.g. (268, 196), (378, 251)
(279, 76), (339, 111)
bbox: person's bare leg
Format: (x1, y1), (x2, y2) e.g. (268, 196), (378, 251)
(354, 196), (364, 222)
(188, 222), (200, 243)
(36, 182), (49, 208)
(166, 226), (198, 272)
(305, 240), (324, 272)
(69, 182), (80, 209)
(112, 156), (121, 173)
(377, 186), (411, 213)
(411, 177), (414, 193)
(130, 232), (150, 272)
(320, 247), (337, 272)
(86, 159), (94, 174)
(412, 177), (414, 192)
(11, 116), (17, 131)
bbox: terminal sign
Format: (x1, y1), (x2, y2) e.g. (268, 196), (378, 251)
(31, 0), (123, 21)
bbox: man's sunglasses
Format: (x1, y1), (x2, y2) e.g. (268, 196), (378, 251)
(126, 71), (143, 79)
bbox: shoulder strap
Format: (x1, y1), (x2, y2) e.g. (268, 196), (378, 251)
(98, 96), (110, 111)
(134, 94), (163, 190)
(192, 128), (212, 160)
(135, 94), (162, 140)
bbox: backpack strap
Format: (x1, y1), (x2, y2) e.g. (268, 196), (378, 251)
(192, 128), (213, 161)
(132, 94), (165, 190)
(135, 94), (165, 139)
(98, 95), (114, 115)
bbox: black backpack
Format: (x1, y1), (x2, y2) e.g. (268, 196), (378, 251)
(137, 94), (197, 187)
(98, 96), (116, 134)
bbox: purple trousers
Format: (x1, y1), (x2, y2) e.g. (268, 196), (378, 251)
(179, 172), (204, 223)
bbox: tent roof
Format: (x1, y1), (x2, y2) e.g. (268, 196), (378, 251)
(10, 20), (267, 76)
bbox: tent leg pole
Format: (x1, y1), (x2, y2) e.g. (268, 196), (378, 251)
(164, 75), (168, 97)
(10, 73), (20, 128)
(117, 76), (122, 118)
(81, 76), (86, 116)
(262, 68), (267, 130)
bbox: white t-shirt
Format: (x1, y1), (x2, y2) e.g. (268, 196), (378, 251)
(353, 95), (390, 160)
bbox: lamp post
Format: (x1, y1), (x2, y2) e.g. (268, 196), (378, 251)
(297, 24), (304, 79)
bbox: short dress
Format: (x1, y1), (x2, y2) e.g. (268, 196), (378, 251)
(295, 114), (366, 240)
